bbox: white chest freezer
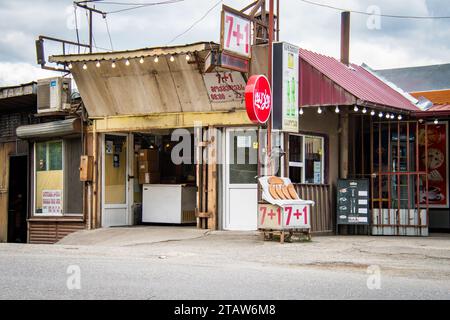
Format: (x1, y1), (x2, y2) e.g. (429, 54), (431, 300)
(142, 184), (196, 224)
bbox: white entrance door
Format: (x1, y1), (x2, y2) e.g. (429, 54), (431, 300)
(224, 127), (258, 230)
(102, 133), (131, 227)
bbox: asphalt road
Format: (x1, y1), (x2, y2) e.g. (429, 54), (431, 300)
(0, 231), (450, 300)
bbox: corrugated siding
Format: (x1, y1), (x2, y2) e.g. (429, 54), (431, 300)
(300, 59), (356, 107)
(295, 184), (334, 234)
(28, 220), (86, 244)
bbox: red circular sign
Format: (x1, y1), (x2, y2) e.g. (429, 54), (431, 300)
(245, 75), (272, 124)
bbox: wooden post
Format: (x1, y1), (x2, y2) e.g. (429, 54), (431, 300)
(339, 110), (349, 179)
(207, 126), (217, 230)
(92, 122), (98, 229)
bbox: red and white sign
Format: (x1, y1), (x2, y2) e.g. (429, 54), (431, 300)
(258, 203), (310, 229)
(245, 75), (272, 124)
(221, 6), (251, 58)
(203, 71), (246, 102)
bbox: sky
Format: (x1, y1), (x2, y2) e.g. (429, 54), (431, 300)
(0, 0), (449, 86)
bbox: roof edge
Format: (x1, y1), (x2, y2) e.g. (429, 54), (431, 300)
(49, 41), (219, 63)
(362, 63), (420, 107)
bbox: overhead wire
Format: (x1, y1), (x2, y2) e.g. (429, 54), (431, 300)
(73, 5), (81, 53)
(298, 0), (450, 19)
(104, 15), (114, 51)
(101, 0), (185, 15)
(166, 0), (223, 45)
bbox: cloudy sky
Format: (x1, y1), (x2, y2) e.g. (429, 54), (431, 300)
(0, 0), (449, 86)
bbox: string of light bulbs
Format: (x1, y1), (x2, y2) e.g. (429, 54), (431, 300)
(67, 52), (193, 70)
(298, 105), (406, 120)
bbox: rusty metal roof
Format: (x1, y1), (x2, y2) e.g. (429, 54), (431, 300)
(411, 89), (450, 105)
(299, 48), (420, 112)
(0, 81), (37, 112)
(411, 89), (450, 117)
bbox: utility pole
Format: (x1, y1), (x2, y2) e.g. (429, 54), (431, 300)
(74, 1), (107, 53)
(267, 0), (274, 175)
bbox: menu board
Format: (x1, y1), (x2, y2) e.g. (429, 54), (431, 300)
(336, 179), (369, 225)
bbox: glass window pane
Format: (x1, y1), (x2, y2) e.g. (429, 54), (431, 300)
(304, 136), (323, 184)
(289, 166), (303, 183)
(229, 130), (258, 184)
(289, 135), (303, 163)
(105, 135), (127, 204)
(48, 141), (62, 170)
(36, 142), (47, 171)
(35, 141), (63, 214)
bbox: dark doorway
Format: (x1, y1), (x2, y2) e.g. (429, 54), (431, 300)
(8, 155), (28, 243)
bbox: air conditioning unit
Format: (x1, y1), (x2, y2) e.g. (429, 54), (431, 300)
(37, 77), (72, 113)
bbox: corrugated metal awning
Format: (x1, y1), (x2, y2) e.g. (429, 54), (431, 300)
(299, 48), (420, 112)
(49, 42), (219, 63)
(16, 118), (81, 140)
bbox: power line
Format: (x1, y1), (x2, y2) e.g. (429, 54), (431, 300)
(104, 15), (114, 51)
(298, 0), (450, 19)
(167, 0), (222, 45)
(91, 1), (181, 5)
(101, 0), (185, 14)
(73, 5), (81, 53)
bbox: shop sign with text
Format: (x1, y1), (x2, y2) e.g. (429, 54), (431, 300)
(203, 71), (246, 102)
(245, 75), (272, 124)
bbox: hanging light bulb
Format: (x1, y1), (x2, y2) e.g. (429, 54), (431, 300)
(362, 107), (367, 114)
(434, 119), (439, 124)
(317, 107), (323, 114)
(299, 107), (304, 115)
(378, 112), (383, 118)
(96, 61), (101, 68)
(335, 106), (340, 113)
(125, 59), (130, 66)
(139, 57), (144, 64)
(68, 63), (73, 70)
(370, 110), (375, 116)
(390, 114), (395, 119)
(398, 115), (402, 120)
(353, 105), (359, 112)
(185, 54), (191, 61)
(111, 61), (116, 68)
(154, 56), (159, 63)
(82, 63), (87, 70)
(170, 55), (175, 62)
(385, 113), (390, 119)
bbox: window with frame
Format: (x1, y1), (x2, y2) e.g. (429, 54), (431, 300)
(288, 134), (325, 184)
(34, 138), (83, 216)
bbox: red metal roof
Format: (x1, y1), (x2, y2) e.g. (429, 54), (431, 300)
(299, 48), (419, 112)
